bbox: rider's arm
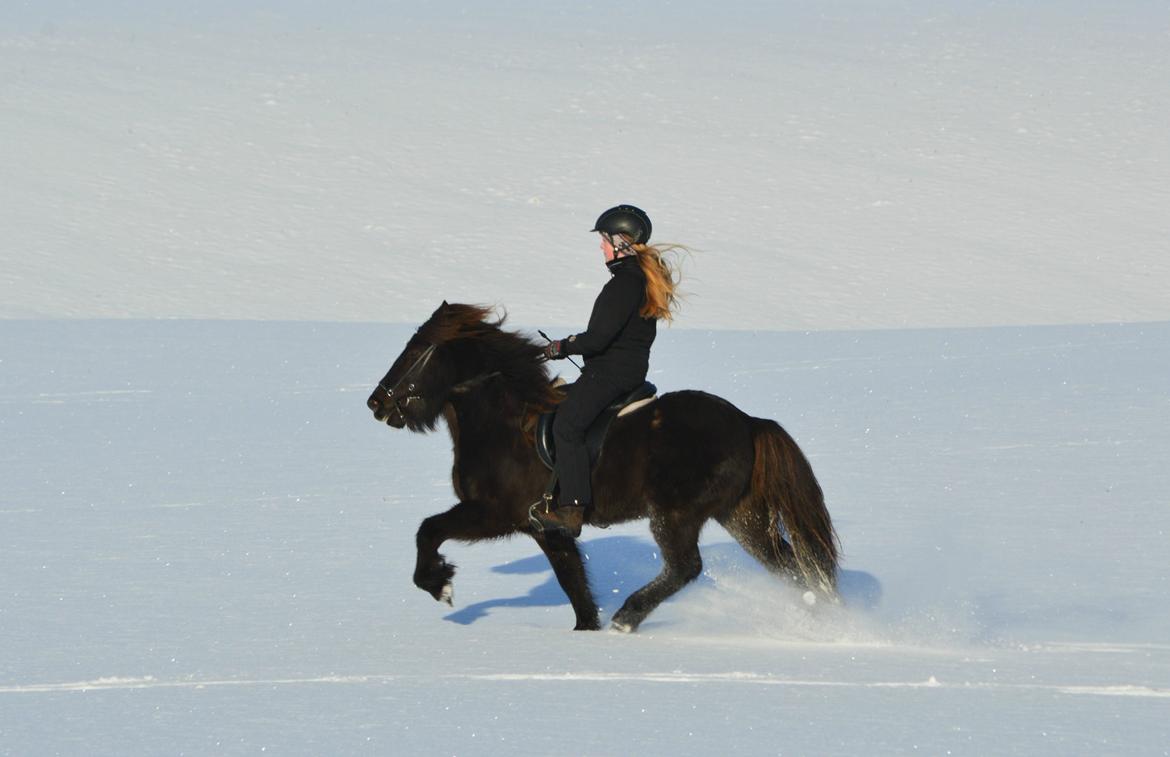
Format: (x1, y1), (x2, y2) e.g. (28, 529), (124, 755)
(563, 273), (641, 357)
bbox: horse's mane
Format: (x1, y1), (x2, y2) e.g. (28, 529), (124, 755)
(417, 303), (499, 346)
(420, 303), (562, 416)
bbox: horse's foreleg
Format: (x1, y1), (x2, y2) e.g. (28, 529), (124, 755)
(533, 531), (601, 631)
(611, 515), (704, 633)
(414, 501), (508, 605)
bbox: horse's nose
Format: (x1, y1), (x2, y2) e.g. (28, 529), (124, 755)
(367, 396), (380, 412)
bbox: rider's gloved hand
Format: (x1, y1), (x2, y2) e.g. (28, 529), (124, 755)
(543, 339), (567, 360)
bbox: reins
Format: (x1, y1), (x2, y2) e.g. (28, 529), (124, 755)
(450, 370), (502, 394)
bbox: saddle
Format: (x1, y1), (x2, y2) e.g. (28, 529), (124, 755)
(535, 382), (657, 471)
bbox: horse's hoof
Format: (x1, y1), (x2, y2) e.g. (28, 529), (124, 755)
(609, 619), (635, 634)
(439, 582), (454, 606)
(414, 557), (457, 603)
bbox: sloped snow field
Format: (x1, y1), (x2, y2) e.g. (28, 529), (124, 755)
(2, 2), (1168, 755)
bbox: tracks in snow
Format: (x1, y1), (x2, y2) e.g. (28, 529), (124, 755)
(2, 672), (1167, 699)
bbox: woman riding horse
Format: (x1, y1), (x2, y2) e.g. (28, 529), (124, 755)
(367, 212), (838, 632)
(533, 204), (682, 537)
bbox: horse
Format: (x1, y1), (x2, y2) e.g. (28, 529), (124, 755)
(367, 301), (840, 632)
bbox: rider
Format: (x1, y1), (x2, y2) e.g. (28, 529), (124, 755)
(532, 204), (681, 537)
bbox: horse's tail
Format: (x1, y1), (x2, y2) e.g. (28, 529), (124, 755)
(749, 418), (839, 596)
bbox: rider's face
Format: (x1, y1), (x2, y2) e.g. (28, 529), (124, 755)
(599, 233), (616, 262)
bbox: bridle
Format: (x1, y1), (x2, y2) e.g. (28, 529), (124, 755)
(377, 342), (437, 411)
(376, 340), (503, 418)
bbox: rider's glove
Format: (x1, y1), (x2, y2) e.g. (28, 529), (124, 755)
(543, 339), (567, 360)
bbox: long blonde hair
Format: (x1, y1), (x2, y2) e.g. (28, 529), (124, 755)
(630, 242), (685, 322)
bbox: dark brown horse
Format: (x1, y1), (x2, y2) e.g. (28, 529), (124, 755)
(367, 302), (839, 632)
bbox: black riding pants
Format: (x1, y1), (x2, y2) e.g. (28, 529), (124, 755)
(552, 371), (635, 507)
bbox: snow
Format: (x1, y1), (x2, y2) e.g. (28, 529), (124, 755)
(2, 2), (1169, 755)
(3, 2), (1168, 329)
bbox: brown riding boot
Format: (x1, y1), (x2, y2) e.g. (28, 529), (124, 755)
(528, 498), (586, 538)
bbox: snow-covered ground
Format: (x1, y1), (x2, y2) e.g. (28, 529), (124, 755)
(2, 2), (1168, 755)
(3, 1), (1168, 329)
(3, 321), (1168, 754)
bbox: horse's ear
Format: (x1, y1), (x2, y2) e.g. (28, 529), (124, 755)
(441, 300), (449, 308)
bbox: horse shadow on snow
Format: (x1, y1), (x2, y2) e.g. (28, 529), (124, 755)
(443, 535), (881, 628)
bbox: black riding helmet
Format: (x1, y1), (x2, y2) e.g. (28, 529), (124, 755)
(591, 205), (652, 245)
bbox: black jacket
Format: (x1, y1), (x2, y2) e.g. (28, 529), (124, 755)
(563, 256), (656, 386)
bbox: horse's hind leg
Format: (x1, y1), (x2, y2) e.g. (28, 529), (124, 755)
(611, 515), (704, 633)
(716, 498), (802, 584)
(533, 531), (601, 631)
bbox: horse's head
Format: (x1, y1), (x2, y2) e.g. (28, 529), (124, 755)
(369, 301), (563, 431)
(367, 337), (445, 430)
(367, 301), (497, 431)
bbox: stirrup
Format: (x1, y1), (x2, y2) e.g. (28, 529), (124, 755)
(527, 492), (555, 531)
(529, 469), (559, 532)
(528, 494), (585, 537)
